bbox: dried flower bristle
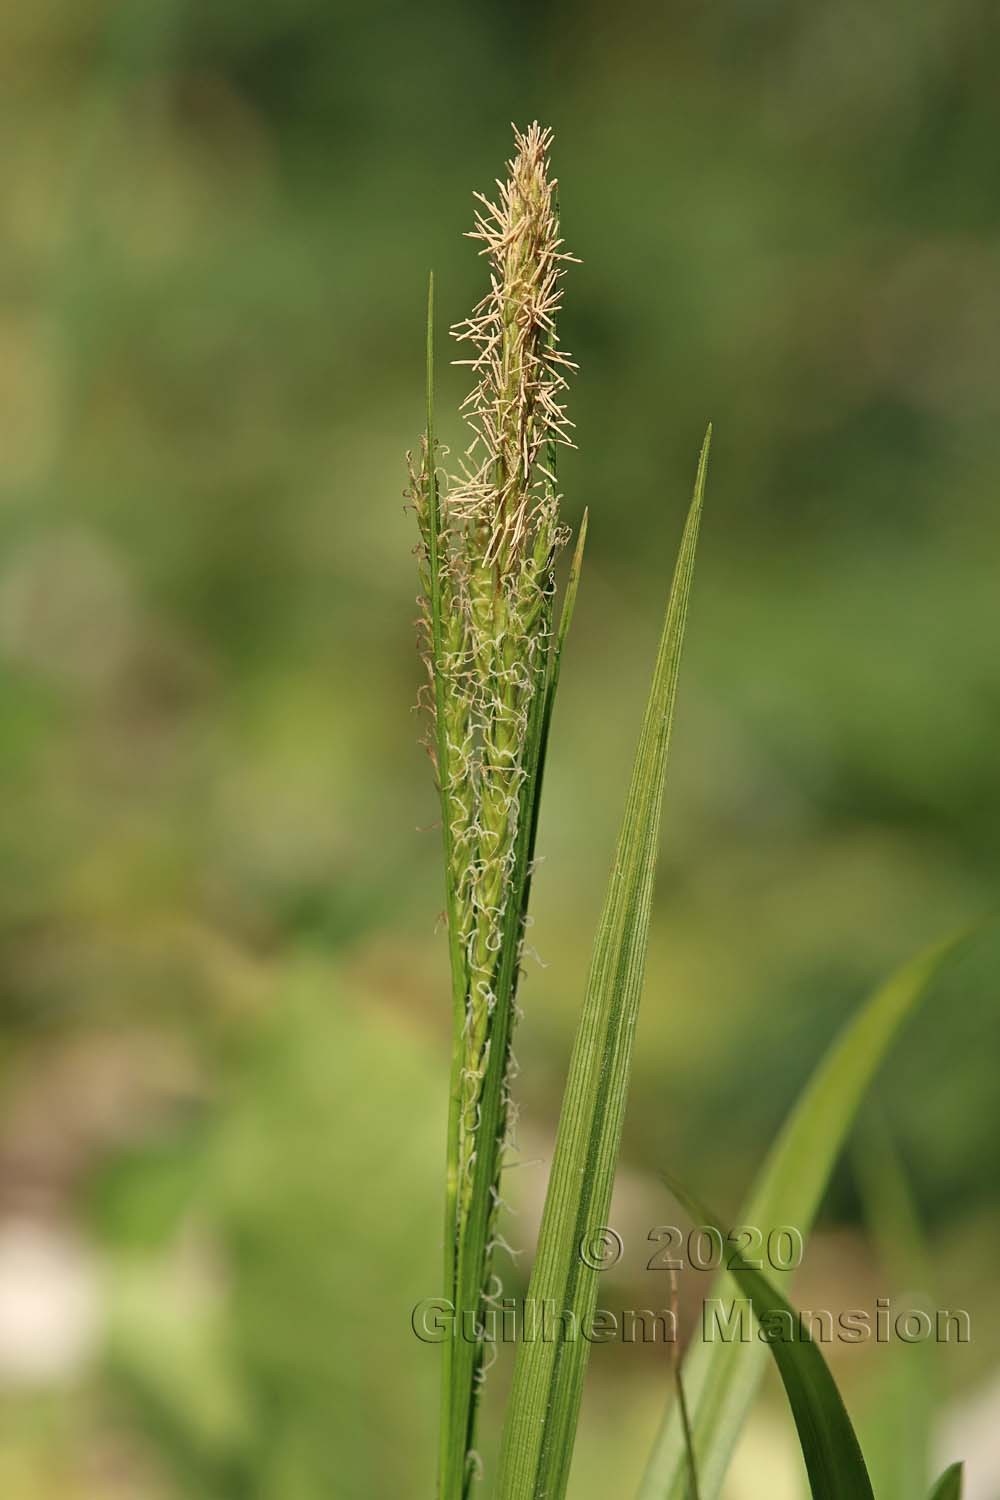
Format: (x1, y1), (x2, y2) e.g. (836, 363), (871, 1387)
(450, 120), (577, 568)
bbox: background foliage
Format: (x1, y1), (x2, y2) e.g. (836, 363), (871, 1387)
(0, 2), (997, 1496)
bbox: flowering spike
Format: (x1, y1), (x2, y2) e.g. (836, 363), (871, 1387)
(407, 124), (580, 1499)
(449, 122), (577, 570)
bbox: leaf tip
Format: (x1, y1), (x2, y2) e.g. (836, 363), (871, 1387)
(682, 424), (712, 529)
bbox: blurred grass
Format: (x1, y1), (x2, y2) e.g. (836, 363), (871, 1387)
(0, 0), (999, 1495)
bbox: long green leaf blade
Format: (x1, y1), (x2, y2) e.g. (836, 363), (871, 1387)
(665, 1176), (875, 1500)
(523, 511), (589, 909)
(853, 1121), (937, 1500)
(639, 931), (970, 1500)
(497, 429), (711, 1500)
(928, 1462), (964, 1500)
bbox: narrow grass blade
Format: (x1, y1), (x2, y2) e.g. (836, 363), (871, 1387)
(552, 510), (588, 683)
(497, 430), (711, 1500)
(665, 1176), (875, 1500)
(524, 510), (588, 882)
(674, 1360), (701, 1500)
(639, 930), (971, 1500)
(853, 1120), (937, 1500)
(928, 1463), (963, 1499)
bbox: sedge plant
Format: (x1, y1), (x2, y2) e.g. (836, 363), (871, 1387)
(410, 124), (974, 1500)
(409, 123), (585, 1497)
(410, 118), (709, 1500)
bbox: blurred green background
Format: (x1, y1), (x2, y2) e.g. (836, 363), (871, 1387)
(1, 2), (998, 1497)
